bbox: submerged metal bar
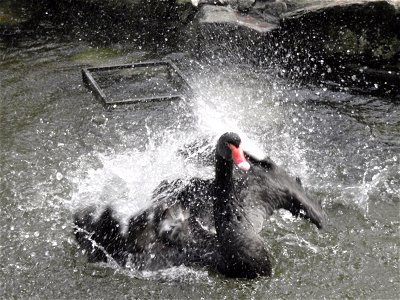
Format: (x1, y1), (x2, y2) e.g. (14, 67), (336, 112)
(82, 68), (108, 105)
(111, 94), (185, 104)
(168, 60), (193, 97)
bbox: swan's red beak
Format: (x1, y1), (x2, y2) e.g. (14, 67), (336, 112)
(229, 144), (250, 171)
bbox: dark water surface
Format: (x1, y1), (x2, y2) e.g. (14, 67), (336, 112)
(1, 32), (399, 299)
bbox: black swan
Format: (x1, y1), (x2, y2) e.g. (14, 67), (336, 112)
(74, 132), (325, 278)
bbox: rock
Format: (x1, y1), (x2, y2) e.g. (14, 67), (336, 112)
(190, 0), (232, 6)
(196, 4), (277, 33)
(254, 0), (287, 16)
(278, 1), (399, 86)
(192, 0), (256, 12)
(281, 0), (399, 59)
(237, 0), (256, 12)
(186, 4), (277, 61)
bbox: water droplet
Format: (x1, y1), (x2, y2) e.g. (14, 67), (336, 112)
(56, 172), (63, 181)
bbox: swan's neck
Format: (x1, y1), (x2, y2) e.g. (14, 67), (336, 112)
(215, 155), (234, 196)
(213, 152), (272, 278)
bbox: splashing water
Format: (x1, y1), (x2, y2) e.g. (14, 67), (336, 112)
(2, 37), (399, 298)
(341, 155), (399, 215)
(70, 135), (213, 228)
(70, 64), (307, 224)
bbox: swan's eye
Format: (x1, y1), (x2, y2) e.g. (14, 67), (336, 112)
(227, 143), (237, 152)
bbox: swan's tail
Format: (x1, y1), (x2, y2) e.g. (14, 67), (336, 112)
(73, 207), (127, 265)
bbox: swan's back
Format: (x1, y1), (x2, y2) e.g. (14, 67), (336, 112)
(74, 177), (218, 270)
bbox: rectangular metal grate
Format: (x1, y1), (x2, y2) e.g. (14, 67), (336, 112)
(82, 60), (192, 106)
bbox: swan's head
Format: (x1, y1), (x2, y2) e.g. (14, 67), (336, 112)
(216, 132), (250, 171)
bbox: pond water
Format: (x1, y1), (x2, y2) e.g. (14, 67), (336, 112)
(1, 28), (399, 299)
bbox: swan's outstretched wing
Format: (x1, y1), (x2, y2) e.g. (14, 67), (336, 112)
(127, 178), (217, 264)
(240, 153), (326, 230)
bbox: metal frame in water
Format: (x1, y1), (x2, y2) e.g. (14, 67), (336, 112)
(82, 60), (193, 107)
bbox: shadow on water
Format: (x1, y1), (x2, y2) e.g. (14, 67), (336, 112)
(1, 1), (399, 299)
